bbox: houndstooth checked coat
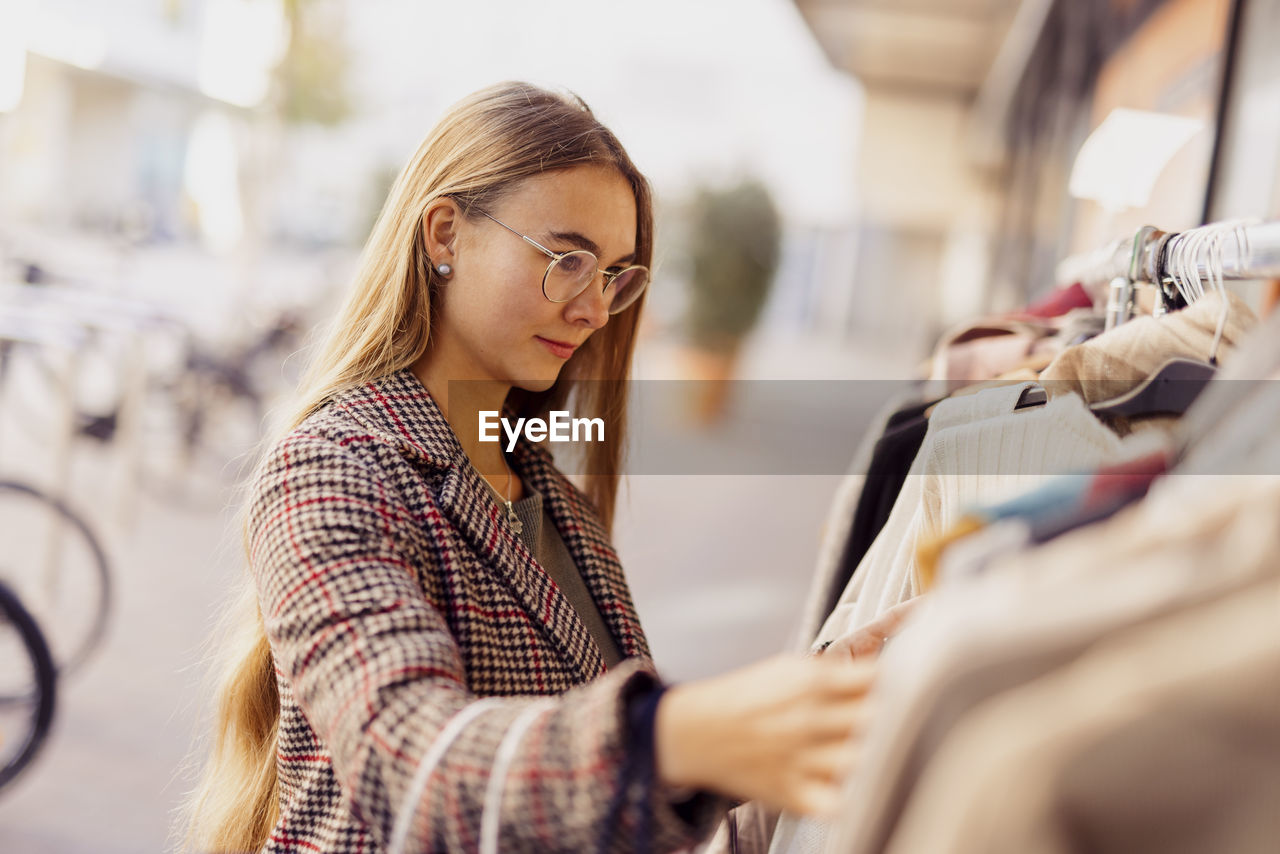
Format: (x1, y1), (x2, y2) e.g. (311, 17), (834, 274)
(247, 368), (726, 853)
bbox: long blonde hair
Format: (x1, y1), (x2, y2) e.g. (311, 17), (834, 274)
(177, 81), (653, 852)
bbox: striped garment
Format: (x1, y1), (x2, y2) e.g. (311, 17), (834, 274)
(248, 368), (725, 852)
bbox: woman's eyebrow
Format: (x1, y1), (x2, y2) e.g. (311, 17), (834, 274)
(548, 230), (636, 266)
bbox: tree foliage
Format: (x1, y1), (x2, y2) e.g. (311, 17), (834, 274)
(273, 0), (351, 126)
(685, 178), (782, 352)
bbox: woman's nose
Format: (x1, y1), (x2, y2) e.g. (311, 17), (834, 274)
(566, 273), (611, 328)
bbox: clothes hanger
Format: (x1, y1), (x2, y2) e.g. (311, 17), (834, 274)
(1088, 357), (1216, 418)
(1103, 226), (1157, 331)
(1089, 223), (1239, 419)
(1016, 228), (1153, 413)
(1016, 229), (1150, 412)
(1014, 385), (1046, 409)
(1016, 228), (1151, 412)
(1148, 231), (1188, 317)
(1170, 219), (1280, 463)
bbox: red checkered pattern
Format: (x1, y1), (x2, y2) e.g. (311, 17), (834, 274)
(248, 368), (724, 852)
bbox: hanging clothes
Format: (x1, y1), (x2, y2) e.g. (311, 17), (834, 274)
(1038, 291), (1256, 406)
(915, 447), (1171, 589)
(826, 471), (1280, 854)
(806, 397), (934, 644)
(884, 574), (1280, 854)
(1015, 281), (1095, 318)
(772, 219), (1280, 854)
(808, 383), (1033, 651)
(823, 303), (1280, 854)
(927, 318), (1061, 392)
(1173, 301), (1280, 477)
(791, 393), (923, 652)
(771, 383), (1155, 854)
(812, 381), (1149, 651)
(799, 287), (1129, 654)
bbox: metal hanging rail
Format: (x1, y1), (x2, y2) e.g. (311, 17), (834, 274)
(1056, 219), (1280, 289)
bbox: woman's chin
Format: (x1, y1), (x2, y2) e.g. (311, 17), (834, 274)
(511, 373), (560, 394)
(506, 351), (570, 393)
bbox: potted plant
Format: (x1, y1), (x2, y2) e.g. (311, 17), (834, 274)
(682, 177), (781, 424)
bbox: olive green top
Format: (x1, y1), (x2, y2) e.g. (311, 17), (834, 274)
(506, 487), (625, 668)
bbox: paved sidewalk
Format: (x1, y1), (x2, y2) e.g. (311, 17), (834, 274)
(0, 458), (245, 853)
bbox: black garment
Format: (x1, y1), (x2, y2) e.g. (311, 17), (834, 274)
(821, 399), (935, 622)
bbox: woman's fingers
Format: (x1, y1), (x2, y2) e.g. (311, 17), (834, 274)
(827, 631), (884, 660)
(789, 740), (864, 817)
(765, 658), (881, 815)
(789, 779), (844, 819)
(796, 694), (874, 741)
(787, 740), (863, 817)
(812, 656), (877, 697)
(825, 596), (925, 662)
(798, 733), (862, 784)
(876, 596), (923, 635)
(656, 651), (886, 814)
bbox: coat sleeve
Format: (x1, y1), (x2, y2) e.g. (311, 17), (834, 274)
(248, 430), (727, 852)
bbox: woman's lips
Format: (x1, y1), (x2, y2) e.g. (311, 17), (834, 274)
(536, 335), (577, 359)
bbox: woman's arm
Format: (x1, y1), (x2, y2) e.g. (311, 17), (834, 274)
(251, 430), (723, 852)
(251, 430), (871, 852)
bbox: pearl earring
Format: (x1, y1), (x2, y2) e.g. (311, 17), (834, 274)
(436, 262), (452, 277)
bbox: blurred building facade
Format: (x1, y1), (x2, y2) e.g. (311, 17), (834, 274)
(0, 0), (286, 247)
(793, 0), (1018, 352)
(0, 0), (363, 343)
(1, 0), (875, 356)
(793, 0), (1280, 334)
(14, 0), (1277, 363)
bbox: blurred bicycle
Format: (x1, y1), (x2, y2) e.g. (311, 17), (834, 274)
(0, 578), (58, 792)
(134, 309), (304, 509)
(0, 480), (113, 681)
(1, 264), (305, 511)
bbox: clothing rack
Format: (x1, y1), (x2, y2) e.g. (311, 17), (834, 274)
(1055, 219), (1280, 290)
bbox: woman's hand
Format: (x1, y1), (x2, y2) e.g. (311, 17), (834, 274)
(820, 597), (922, 662)
(654, 654), (874, 818)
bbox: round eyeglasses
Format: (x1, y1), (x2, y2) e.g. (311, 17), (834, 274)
(475, 209), (650, 315)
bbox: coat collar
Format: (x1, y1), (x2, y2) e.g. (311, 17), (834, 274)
(330, 368), (650, 680)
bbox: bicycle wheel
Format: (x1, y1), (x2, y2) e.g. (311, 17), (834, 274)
(0, 482), (112, 679)
(0, 579), (57, 791)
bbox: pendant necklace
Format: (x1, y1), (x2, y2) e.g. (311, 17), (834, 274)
(493, 461), (522, 535)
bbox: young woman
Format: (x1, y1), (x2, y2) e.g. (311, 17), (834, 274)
(182, 82), (877, 854)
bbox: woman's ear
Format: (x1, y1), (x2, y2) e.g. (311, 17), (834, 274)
(422, 198), (460, 270)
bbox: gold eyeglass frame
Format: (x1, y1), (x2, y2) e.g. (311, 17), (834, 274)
(474, 209), (649, 314)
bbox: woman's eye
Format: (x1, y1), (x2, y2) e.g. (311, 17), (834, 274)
(558, 254), (588, 274)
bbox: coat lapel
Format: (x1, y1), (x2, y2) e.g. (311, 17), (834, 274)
(510, 438), (652, 663)
(334, 369), (648, 682)
(435, 457), (608, 681)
